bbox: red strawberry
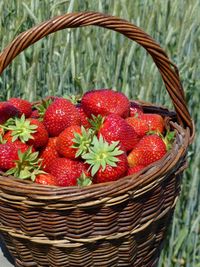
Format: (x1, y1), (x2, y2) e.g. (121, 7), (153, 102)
(6, 147), (45, 181)
(98, 114), (139, 151)
(129, 101), (143, 117)
(2, 130), (35, 152)
(43, 98), (80, 137)
(3, 116), (48, 149)
(40, 137), (59, 172)
(56, 125), (82, 159)
(49, 158), (89, 187)
(127, 134), (167, 167)
(139, 113), (164, 133)
(82, 135), (128, 184)
(2, 131), (14, 143)
(27, 119), (49, 148)
(13, 141), (34, 153)
(0, 102), (20, 124)
(127, 165), (145, 175)
(93, 153), (128, 184)
(8, 98), (32, 118)
(31, 98), (54, 120)
(56, 125), (92, 159)
(35, 173), (58, 186)
(29, 110), (40, 119)
(81, 89), (130, 118)
(76, 104), (91, 129)
(125, 116), (149, 138)
(0, 143), (19, 171)
(45, 136), (58, 149)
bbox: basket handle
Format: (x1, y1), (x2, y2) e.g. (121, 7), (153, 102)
(0, 11), (194, 137)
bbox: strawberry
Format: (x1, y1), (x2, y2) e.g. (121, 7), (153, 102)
(29, 110), (40, 119)
(81, 89), (130, 118)
(49, 158), (90, 187)
(3, 115), (48, 149)
(40, 137), (59, 172)
(127, 165), (145, 175)
(0, 143), (19, 171)
(35, 173), (58, 186)
(2, 130), (35, 152)
(93, 153), (128, 184)
(82, 135), (128, 184)
(1, 114), (37, 142)
(139, 113), (164, 134)
(0, 102), (20, 124)
(98, 114), (139, 151)
(8, 98), (32, 118)
(27, 119), (49, 148)
(56, 125), (82, 159)
(13, 141), (34, 153)
(129, 101), (143, 117)
(76, 104), (91, 129)
(2, 130), (14, 143)
(56, 126), (92, 159)
(6, 148), (44, 181)
(32, 98), (53, 120)
(43, 98), (80, 137)
(45, 136), (58, 149)
(127, 134), (167, 167)
(125, 116), (149, 138)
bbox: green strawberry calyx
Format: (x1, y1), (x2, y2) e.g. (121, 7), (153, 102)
(82, 135), (124, 177)
(0, 128), (6, 144)
(6, 147), (45, 181)
(0, 135), (7, 144)
(77, 173), (92, 187)
(63, 94), (82, 105)
(163, 130), (175, 151)
(71, 126), (93, 158)
(33, 98), (53, 120)
(88, 114), (105, 133)
(1, 114), (38, 143)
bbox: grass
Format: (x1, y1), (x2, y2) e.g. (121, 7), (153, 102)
(0, 0), (199, 266)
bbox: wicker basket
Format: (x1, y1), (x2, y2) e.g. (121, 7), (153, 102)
(0, 12), (194, 267)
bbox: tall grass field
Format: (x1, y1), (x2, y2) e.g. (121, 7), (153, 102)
(0, 1), (199, 266)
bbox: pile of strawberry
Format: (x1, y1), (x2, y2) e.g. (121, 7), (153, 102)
(0, 89), (174, 187)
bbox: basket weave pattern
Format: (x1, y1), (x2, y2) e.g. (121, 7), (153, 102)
(0, 12), (194, 267)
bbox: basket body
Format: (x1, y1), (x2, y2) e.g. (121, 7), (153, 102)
(0, 104), (189, 267)
(0, 11), (193, 267)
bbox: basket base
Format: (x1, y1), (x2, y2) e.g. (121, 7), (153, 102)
(14, 258), (159, 267)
